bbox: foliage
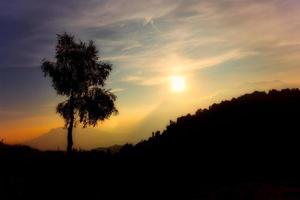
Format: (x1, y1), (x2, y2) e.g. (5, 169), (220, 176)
(42, 33), (118, 128)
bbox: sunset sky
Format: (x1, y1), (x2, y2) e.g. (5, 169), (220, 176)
(1, 0), (300, 149)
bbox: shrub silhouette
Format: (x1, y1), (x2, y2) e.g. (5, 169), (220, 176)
(41, 33), (118, 152)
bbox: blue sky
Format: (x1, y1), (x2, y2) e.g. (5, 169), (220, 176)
(1, 0), (300, 149)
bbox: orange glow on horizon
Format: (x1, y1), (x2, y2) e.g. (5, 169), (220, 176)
(0, 116), (63, 144)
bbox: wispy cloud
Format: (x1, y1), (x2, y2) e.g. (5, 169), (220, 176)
(120, 48), (254, 86)
(122, 75), (144, 82)
(110, 88), (125, 93)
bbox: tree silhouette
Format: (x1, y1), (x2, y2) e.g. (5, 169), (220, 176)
(41, 33), (118, 152)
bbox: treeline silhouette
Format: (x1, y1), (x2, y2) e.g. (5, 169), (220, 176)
(118, 88), (300, 170)
(1, 88), (300, 199)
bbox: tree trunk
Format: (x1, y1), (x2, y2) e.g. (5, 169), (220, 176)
(67, 114), (74, 153)
(67, 94), (74, 153)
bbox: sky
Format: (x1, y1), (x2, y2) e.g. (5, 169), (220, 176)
(1, 0), (300, 150)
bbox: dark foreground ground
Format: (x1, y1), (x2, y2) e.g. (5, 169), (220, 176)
(1, 151), (300, 200)
(1, 88), (300, 199)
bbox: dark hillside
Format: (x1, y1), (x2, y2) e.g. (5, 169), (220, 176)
(119, 88), (300, 180)
(1, 88), (300, 199)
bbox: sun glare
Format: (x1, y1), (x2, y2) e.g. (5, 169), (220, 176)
(171, 76), (185, 92)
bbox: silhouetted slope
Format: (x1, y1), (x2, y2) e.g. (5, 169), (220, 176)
(119, 88), (300, 178)
(2, 88), (300, 199)
(0, 141), (39, 156)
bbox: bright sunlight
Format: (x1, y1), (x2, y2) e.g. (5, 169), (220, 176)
(170, 76), (186, 93)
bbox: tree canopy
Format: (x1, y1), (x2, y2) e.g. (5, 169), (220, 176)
(41, 33), (118, 151)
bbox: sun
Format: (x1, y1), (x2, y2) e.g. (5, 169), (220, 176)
(170, 76), (185, 92)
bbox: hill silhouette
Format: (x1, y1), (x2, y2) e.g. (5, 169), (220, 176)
(118, 88), (300, 170)
(1, 88), (300, 199)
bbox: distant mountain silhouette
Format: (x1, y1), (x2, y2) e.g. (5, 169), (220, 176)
(24, 128), (126, 150)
